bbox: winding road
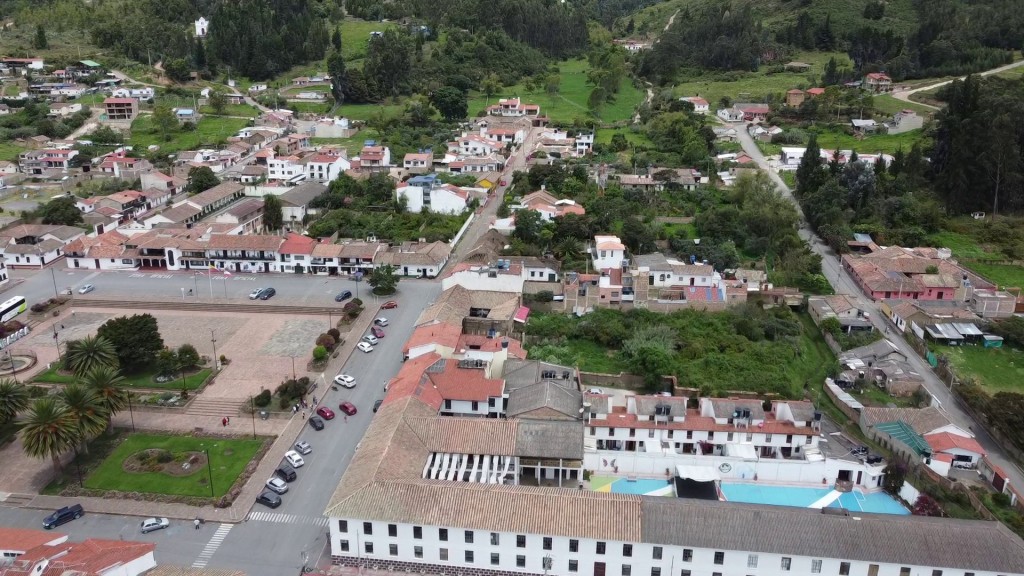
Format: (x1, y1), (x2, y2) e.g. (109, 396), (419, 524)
(890, 58), (1024, 109)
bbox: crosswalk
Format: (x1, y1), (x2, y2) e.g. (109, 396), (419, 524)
(246, 510), (331, 527)
(192, 523), (233, 568)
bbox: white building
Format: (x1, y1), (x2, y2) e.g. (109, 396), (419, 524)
(396, 174), (473, 214)
(450, 133), (503, 157)
(112, 87), (155, 100)
(194, 17), (209, 38)
(575, 132), (595, 155)
(682, 96), (710, 114)
(304, 152), (350, 182)
(592, 234), (627, 271)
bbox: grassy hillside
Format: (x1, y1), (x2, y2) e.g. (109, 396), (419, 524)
(628, 0), (919, 40)
(670, 51), (849, 104)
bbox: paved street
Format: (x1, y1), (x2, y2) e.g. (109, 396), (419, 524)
(734, 127), (1024, 492)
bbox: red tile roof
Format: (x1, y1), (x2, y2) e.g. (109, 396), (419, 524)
(383, 353), (444, 410)
(11, 538), (154, 576)
(279, 232), (316, 255)
(0, 528), (66, 553)
(404, 321), (463, 355)
(427, 359), (504, 402)
(925, 432), (986, 456)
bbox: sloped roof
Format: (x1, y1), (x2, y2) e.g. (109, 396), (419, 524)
(925, 432), (985, 456)
(874, 420), (932, 456)
(279, 182), (328, 207)
(506, 380), (582, 419)
(861, 406), (952, 435)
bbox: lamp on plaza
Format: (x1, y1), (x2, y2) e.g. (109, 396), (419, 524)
(126, 391), (136, 432)
(49, 267), (59, 298)
(203, 447), (215, 497)
(249, 395), (257, 439)
(210, 330), (218, 372)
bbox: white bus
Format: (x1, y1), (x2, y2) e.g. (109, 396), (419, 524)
(0, 296), (26, 323)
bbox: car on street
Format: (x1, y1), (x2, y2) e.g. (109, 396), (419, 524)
(316, 406), (335, 420)
(259, 287), (276, 300)
(373, 399), (383, 413)
(374, 317), (389, 327)
(265, 477), (289, 494)
(294, 440), (312, 454)
(340, 401), (357, 416)
(249, 288), (266, 300)
(139, 517), (169, 534)
(357, 342), (374, 353)
(371, 326), (385, 338)
(284, 450), (305, 468)
(362, 334), (379, 346)
(334, 374), (355, 388)
(78, 284), (95, 294)
(586, 388), (604, 395)
(42, 504), (84, 529)
(335, 290), (353, 302)
(256, 491), (282, 509)
(308, 416), (325, 430)
(274, 463), (297, 482)
(381, 301), (398, 309)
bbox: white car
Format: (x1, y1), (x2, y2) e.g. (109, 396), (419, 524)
(293, 440), (312, 455)
(284, 450), (304, 468)
(362, 334), (379, 346)
(357, 342), (374, 353)
(586, 388), (604, 395)
(374, 317), (389, 327)
(334, 374), (356, 388)
(265, 477), (289, 494)
(249, 288), (265, 300)
(140, 517), (169, 534)
(78, 284), (95, 294)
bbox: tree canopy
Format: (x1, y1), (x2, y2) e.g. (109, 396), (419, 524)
(96, 314), (164, 373)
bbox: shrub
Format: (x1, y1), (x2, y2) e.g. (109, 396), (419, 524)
(351, 298), (363, 307)
(278, 395), (291, 409)
(534, 290), (554, 303)
(992, 492), (1012, 507)
(253, 389), (272, 407)
(312, 345), (327, 361)
(155, 450), (174, 464)
(327, 328), (341, 341)
(316, 333), (336, 350)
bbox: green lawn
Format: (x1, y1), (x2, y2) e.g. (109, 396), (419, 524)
(340, 19), (399, 61)
(936, 344), (1024, 394)
(595, 127), (653, 146)
(285, 101), (333, 115)
(33, 367), (212, 391)
(467, 59), (645, 124)
(671, 51), (850, 107)
(872, 95), (936, 116)
(199, 103), (260, 118)
(814, 129), (929, 154)
(927, 230), (1003, 262)
(85, 434), (263, 497)
(128, 116), (248, 153)
(0, 141), (28, 162)
(334, 102), (405, 121)
(962, 261), (1024, 289)
(313, 129), (381, 156)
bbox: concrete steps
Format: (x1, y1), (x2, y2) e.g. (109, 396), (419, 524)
(0, 493), (35, 507)
(186, 396), (245, 418)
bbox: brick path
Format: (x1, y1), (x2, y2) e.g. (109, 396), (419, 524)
(0, 304), (378, 523)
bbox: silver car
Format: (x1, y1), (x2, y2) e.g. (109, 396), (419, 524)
(266, 477), (289, 494)
(140, 517), (169, 533)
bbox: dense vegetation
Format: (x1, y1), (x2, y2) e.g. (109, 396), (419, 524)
(526, 306), (820, 396)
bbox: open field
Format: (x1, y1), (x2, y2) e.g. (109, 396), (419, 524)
(313, 129), (381, 156)
(670, 51), (851, 106)
(0, 141), (28, 162)
(467, 59), (645, 124)
(85, 433), (262, 497)
(340, 19), (400, 61)
(936, 344), (1024, 395)
(128, 115), (248, 153)
(595, 127), (653, 147)
(814, 129), (929, 154)
(334, 102), (406, 121)
(961, 262), (1024, 289)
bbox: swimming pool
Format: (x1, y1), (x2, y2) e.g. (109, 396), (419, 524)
(720, 482), (909, 515)
(591, 476), (675, 496)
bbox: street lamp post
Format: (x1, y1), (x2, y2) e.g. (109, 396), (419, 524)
(291, 356), (296, 381)
(249, 395), (257, 439)
(7, 349), (17, 384)
(193, 273), (200, 299)
(52, 325), (62, 363)
(126, 392), (136, 432)
(49, 267), (59, 297)
(210, 330), (218, 372)
(203, 448), (215, 497)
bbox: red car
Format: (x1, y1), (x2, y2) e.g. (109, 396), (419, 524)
(339, 401), (358, 416)
(316, 406), (335, 420)
(371, 326), (385, 338)
(381, 301), (398, 309)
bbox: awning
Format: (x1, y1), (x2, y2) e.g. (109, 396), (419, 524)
(513, 306), (530, 324)
(724, 443), (758, 460)
(675, 464), (720, 482)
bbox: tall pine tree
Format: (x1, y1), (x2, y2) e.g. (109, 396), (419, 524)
(795, 134), (826, 199)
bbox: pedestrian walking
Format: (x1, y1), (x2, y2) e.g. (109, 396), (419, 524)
(221, 417), (227, 427)
(226, 416), (230, 425)
(302, 411), (306, 419)
(194, 518), (200, 530)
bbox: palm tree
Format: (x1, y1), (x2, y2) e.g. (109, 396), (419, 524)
(66, 336), (118, 376)
(0, 378), (29, 425)
(80, 366), (127, 430)
(18, 397), (77, 475)
(59, 384), (109, 454)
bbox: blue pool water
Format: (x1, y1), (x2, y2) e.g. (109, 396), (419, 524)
(720, 482), (909, 515)
(609, 478), (674, 495)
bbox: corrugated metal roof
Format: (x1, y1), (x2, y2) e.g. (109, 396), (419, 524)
(875, 420), (932, 456)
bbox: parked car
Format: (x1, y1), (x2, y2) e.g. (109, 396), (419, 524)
(370, 326), (385, 338)
(362, 334), (379, 346)
(139, 517), (169, 534)
(77, 284), (95, 294)
(284, 450), (305, 468)
(259, 287), (276, 300)
(316, 406), (335, 420)
(249, 288), (266, 300)
(256, 491), (282, 509)
(374, 317), (389, 327)
(373, 399), (383, 413)
(953, 461), (974, 470)
(43, 504), (84, 529)
(334, 374), (355, 388)
(586, 388), (604, 395)
(274, 464), (297, 482)
(308, 416), (325, 430)
(381, 301), (398, 309)
(294, 440), (312, 455)
(357, 342), (374, 353)
(265, 477), (289, 494)
(335, 290), (352, 302)
(340, 401), (357, 416)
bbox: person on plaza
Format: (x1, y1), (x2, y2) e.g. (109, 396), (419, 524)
(194, 518), (201, 530)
